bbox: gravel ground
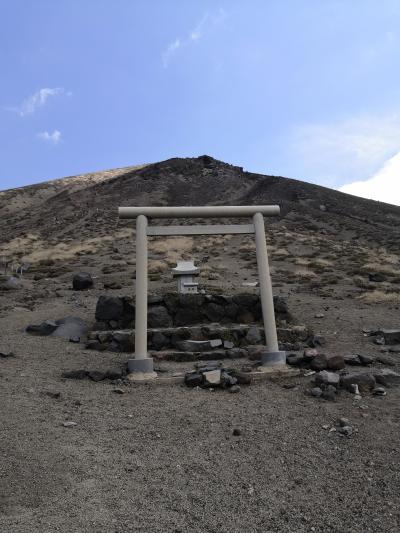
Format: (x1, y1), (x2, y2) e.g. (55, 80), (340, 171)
(1, 294), (400, 533)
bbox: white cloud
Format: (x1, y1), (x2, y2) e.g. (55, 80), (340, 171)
(290, 114), (400, 187)
(162, 39), (181, 68)
(162, 8), (227, 68)
(7, 87), (68, 116)
(340, 151), (400, 206)
(37, 130), (62, 144)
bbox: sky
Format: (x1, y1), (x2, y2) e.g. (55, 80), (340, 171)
(1, 0), (400, 205)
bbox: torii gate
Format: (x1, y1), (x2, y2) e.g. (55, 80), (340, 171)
(118, 205), (285, 377)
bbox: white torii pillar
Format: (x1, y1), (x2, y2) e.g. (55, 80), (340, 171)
(118, 205), (286, 376)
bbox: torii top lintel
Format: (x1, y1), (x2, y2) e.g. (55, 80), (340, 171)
(118, 205), (280, 219)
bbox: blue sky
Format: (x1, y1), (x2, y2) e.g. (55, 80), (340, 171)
(1, 1), (400, 203)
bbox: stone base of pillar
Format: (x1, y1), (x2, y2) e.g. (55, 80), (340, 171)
(261, 350), (286, 366)
(127, 357), (155, 374)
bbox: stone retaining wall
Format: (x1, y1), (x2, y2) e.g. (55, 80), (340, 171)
(94, 293), (292, 330)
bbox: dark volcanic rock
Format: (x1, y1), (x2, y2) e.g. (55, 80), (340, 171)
(373, 369), (400, 387)
(95, 296), (124, 322)
(72, 272), (93, 290)
(327, 355), (345, 370)
(379, 330), (400, 345)
(310, 354), (328, 371)
(148, 305), (172, 328)
(62, 370), (89, 380)
(26, 320), (58, 336)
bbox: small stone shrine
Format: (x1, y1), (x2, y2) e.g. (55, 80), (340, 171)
(172, 260), (199, 294)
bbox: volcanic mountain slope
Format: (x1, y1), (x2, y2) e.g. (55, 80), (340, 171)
(1, 155), (400, 303)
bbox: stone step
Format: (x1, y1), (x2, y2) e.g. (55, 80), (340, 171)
(150, 349), (248, 362)
(86, 323), (310, 353)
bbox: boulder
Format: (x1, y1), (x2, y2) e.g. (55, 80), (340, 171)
(72, 272), (93, 290)
(314, 370), (340, 387)
(112, 331), (135, 352)
(303, 348), (318, 362)
(148, 305), (172, 328)
(95, 296), (124, 322)
(286, 353), (304, 366)
(308, 335), (326, 348)
(358, 354), (375, 366)
(204, 303), (225, 322)
(340, 372), (376, 392)
(344, 354), (362, 366)
(151, 331), (169, 350)
(327, 355), (345, 370)
(184, 372), (203, 387)
(310, 387), (322, 397)
(379, 329), (400, 345)
(310, 354), (328, 371)
(322, 385), (337, 401)
(373, 369), (400, 387)
(26, 320), (58, 336)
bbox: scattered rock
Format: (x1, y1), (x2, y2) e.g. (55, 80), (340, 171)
(0, 351), (15, 358)
(322, 385), (337, 401)
(308, 335), (326, 348)
(69, 336), (81, 343)
(344, 354), (361, 366)
(374, 336), (385, 346)
(338, 417), (349, 427)
(72, 272), (93, 290)
(287, 353), (304, 366)
(45, 391), (61, 399)
(327, 355), (345, 370)
(62, 369), (89, 380)
(373, 369), (400, 387)
(376, 354), (396, 366)
(310, 387), (322, 397)
(372, 386), (386, 396)
(229, 385), (241, 393)
(88, 371), (107, 382)
(184, 372), (203, 388)
(303, 348), (318, 362)
(358, 354), (375, 365)
(63, 421), (78, 428)
(338, 426), (353, 437)
(315, 370), (340, 387)
(230, 369), (252, 385)
(378, 329), (400, 345)
(203, 369), (221, 386)
(113, 388), (125, 394)
(340, 372), (376, 392)
(26, 320), (58, 336)
(310, 354), (328, 371)
(232, 428), (241, 436)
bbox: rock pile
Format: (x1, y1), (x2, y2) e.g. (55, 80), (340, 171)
(184, 363), (251, 392)
(308, 368), (400, 401)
